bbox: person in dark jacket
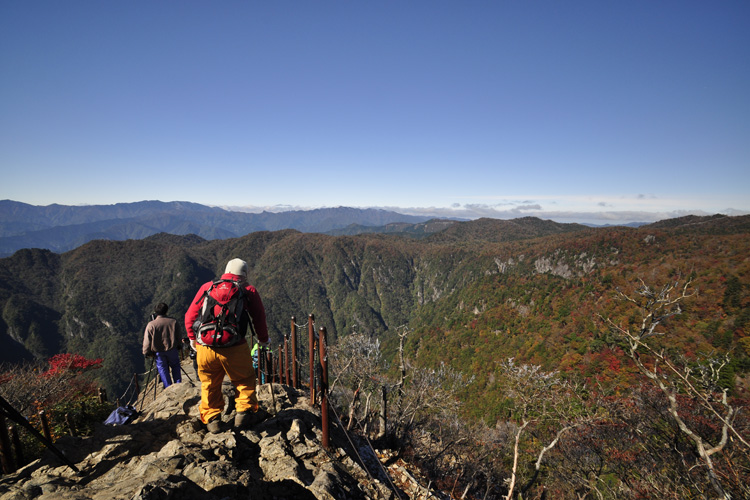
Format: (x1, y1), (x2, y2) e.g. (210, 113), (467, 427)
(143, 302), (182, 388)
(184, 258), (270, 433)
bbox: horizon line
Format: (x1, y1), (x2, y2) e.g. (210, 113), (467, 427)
(2, 198), (748, 225)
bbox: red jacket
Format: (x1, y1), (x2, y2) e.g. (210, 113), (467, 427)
(184, 273), (269, 345)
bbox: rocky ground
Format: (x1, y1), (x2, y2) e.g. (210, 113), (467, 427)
(0, 363), (451, 500)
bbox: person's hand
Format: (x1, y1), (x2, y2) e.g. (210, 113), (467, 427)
(189, 339), (196, 351)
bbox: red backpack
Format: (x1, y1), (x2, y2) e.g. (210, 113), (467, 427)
(194, 279), (248, 347)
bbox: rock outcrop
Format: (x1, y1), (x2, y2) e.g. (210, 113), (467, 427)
(0, 365), (438, 500)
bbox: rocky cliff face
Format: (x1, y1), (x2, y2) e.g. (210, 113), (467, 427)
(0, 364), (448, 500)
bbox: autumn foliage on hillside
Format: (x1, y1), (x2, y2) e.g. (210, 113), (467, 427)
(42, 353), (102, 378)
(332, 274), (749, 498)
(388, 219), (750, 498)
(407, 226), (750, 419)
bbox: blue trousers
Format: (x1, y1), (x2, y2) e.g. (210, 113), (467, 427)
(155, 349), (182, 388)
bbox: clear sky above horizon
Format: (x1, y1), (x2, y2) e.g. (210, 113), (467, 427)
(1, 1), (748, 224)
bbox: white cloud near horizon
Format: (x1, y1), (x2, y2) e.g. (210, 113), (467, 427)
(220, 202), (749, 225)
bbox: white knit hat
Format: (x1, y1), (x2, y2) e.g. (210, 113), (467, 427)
(224, 258), (248, 277)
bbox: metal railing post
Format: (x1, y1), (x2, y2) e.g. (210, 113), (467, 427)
(291, 317), (299, 388)
(283, 335), (289, 385)
(319, 326), (329, 450)
(309, 314), (315, 404)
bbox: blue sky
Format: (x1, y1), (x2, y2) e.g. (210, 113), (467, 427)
(1, 1), (748, 224)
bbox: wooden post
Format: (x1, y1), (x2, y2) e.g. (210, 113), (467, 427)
(309, 314), (315, 404)
(65, 413), (77, 437)
(378, 385), (387, 440)
(98, 387), (108, 403)
(9, 426), (23, 470)
(291, 316), (299, 389)
(319, 326), (329, 450)
(0, 416), (13, 474)
(39, 410), (52, 442)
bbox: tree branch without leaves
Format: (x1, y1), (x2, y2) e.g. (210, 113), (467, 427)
(603, 277), (747, 499)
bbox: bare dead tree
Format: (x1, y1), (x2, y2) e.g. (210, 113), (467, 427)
(397, 325), (409, 416)
(497, 358), (596, 500)
(328, 331), (385, 435)
(397, 361), (471, 432)
(602, 277), (749, 499)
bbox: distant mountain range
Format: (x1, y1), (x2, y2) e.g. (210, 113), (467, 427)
(0, 200), (438, 256)
(1, 210), (748, 409)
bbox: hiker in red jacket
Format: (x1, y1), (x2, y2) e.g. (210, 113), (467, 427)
(185, 258), (270, 433)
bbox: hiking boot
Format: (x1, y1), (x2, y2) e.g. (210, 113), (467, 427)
(234, 408), (269, 429)
(206, 417), (222, 434)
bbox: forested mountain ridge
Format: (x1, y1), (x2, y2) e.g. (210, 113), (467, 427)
(0, 214), (748, 420)
(0, 200), (434, 256)
(410, 215), (750, 420)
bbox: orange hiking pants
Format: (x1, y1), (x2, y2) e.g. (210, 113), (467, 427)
(196, 342), (258, 424)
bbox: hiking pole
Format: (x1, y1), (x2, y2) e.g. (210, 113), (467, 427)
(138, 356), (155, 412)
(183, 337), (199, 380)
(180, 364), (195, 383)
(153, 367), (159, 401)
